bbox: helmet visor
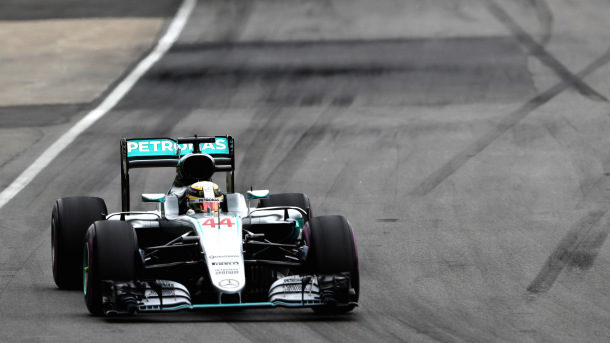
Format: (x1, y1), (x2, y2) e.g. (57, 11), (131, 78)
(188, 197), (221, 213)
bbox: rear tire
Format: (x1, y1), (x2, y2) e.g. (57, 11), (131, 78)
(257, 193), (312, 219)
(305, 215), (359, 313)
(84, 220), (139, 316)
(52, 197), (106, 290)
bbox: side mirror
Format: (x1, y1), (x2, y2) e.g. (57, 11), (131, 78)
(164, 194), (180, 219)
(141, 193), (166, 203)
(246, 190), (269, 200)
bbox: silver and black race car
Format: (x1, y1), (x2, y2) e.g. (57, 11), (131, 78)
(51, 135), (359, 316)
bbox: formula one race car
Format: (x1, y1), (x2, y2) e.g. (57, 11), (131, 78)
(51, 136), (359, 316)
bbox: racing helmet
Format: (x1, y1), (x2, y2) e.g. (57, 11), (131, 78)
(187, 181), (224, 213)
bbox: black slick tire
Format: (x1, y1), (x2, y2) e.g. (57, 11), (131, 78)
(52, 197), (106, 290)
(305, 215), (359, 313)
(84, 220), (138, 316)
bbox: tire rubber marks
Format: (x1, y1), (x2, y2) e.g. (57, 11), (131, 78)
(486, 0), (607, 102)
(412, 42), (610, 196)
(527, 209), (609, 293)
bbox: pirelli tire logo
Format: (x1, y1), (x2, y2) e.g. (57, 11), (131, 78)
(212, 261), (239, 276)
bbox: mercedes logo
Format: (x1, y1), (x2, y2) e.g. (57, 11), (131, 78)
(219, 279), (239, 288)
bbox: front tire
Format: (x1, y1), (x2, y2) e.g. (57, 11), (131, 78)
(305, 215), (359, 313)
(84, 220), (139, 316)
(52, 197), (106, 290)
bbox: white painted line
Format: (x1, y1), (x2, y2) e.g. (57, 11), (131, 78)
(0, 0), (197, 210)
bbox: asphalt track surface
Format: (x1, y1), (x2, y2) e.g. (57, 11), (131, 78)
(1, 0), (610, 342)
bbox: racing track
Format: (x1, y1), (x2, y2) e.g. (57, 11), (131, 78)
(1, 0), (610, 342)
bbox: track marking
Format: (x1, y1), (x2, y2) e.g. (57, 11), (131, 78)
(529, 0), (554, 46)
(486, 0), (607, 102)
(527, 209), (609, 293)
(411, 47), (610, 196)
(0, 0), (197, 210)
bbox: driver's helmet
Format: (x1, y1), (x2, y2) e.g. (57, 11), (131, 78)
(187, 181), (224, 213)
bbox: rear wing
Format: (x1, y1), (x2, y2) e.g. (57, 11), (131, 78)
(120, 136), (234, 211)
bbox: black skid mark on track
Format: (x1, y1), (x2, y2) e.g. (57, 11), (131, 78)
(147, 36), (536, 108)
(568, 229), (609, 270)
(527, 209), (609, 293)
(527, 117), (610, 287)
(528, 0), (554, 46)
(153, 63), (398, 82)
(411, 47), (610, 197)
(486, 0), (607, 102)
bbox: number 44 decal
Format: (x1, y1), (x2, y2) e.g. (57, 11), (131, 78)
(202, 218), (234, 228)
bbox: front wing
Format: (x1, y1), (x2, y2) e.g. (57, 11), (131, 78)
(103, 275), (357, 315)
